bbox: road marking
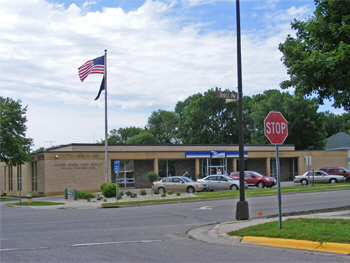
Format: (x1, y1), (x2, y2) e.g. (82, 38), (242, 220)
(69, 240), (163, 247)
(0, 240), (162, 252)
(192, 206), (212, 210)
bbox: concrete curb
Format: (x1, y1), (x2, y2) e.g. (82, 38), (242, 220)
(241, 236), (350, 255)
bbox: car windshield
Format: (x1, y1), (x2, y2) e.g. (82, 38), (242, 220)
(251, 172), (264, 177)
(223, 175), (235, 181)
(181, 177), (193, 182)
(341, 167), (350, 173)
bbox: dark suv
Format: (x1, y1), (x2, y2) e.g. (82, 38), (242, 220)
(320, 167), (350, 182)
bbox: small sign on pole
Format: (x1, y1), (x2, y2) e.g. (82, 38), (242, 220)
(114, 161), (119, 203)
(264, 111), (288, 230)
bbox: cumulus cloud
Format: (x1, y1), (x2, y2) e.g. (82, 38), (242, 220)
(0, 0), (312, 149)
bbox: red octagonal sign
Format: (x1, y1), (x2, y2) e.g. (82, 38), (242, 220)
(264, 111), (288, 145)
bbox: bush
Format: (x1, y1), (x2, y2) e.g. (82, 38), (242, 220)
(119, 191), (124, 196)
(146, 172), (159, 184)
(140, 189), (147, 195)
(161, 193), (166, 197)
(176, 192), (181, 196)
(100, 182), (119, 198)
(77, 191), (95, 199)
(125, 191), (133, 196)
(153, 190), (159, 195)
(167, 190), (173, 195)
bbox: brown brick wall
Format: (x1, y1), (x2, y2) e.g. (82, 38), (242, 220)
(247, 158), (267, 175)
(134, 160), (154, 188)
(176, 159), (195, 178)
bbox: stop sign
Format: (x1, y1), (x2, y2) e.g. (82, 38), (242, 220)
(264, 111), (288, 145)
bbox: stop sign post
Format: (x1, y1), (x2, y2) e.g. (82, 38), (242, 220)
(264, 111), (288, 229)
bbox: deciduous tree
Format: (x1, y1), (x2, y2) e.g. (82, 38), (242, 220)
(279, 0), (350, 111)
(0, 97), (33, 166)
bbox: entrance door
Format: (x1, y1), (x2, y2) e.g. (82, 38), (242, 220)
(113, 160), (135, 188)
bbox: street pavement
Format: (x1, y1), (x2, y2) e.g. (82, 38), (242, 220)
(4, 183), (350, 256)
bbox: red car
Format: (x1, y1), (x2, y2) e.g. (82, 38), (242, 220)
(230, 171), (277, 188)
(319, 167), (350, 182)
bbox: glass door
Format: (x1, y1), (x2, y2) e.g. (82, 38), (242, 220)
(112, 160), (135, 188)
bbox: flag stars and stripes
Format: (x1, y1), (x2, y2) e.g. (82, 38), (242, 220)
(78, 55), (105, 82)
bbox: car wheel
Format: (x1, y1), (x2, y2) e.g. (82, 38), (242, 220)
(301, 179), (308, 185)
(257, 181), (265, 189)
(158, 187), (165, 194)
(187, 186), (195, 193)
(230, 184), (238, 190)
(330, 178), (337, 183)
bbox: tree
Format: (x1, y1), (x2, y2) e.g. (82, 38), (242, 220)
(279, 0), (350, 111)
(146, 110), (178, 144)
(126, 131), (160, 144)
(0, 97), (33, 166)
(322, 111), (350, 137)
(248, 90), (327, 150)
(99, 127), (143, 144)
(175, 88), (239, 144)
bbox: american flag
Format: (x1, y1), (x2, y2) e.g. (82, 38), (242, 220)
(78, 55), (105, 82)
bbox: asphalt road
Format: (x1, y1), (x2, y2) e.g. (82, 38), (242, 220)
(1, 189), (350, 262)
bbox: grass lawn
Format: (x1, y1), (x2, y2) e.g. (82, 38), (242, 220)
(228, 218), (350, 244)
(8, 201), (64, 207)
(102, 183), (350, 207)
(0, 196), (19, 202)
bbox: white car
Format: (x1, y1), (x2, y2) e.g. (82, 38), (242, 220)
(294, 170), (345, 185)
(197, 175), (247, 191)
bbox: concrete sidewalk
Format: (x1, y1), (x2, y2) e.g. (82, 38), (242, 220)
(188, 210), (350, 255)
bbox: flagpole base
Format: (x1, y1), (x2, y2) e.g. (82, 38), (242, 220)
(236, 201), (249, 220)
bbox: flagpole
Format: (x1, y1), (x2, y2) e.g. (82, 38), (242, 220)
(104, 49), (108, 183)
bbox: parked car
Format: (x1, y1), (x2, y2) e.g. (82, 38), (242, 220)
(230, 171), (277, 188)
(197, 175), (247, 191)
(319, 167), (350, 182)
(151, 176), (207, 194)
(294, 170), (346, 185)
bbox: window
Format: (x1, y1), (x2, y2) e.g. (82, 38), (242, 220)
(329, 169), (336, 173)
(158, 160), (176, 177)
(8, 166), (13, 191)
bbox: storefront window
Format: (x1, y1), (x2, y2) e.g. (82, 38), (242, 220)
(158, 160), (175, 178)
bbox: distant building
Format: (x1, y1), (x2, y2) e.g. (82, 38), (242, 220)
(325, 132), (350, 150)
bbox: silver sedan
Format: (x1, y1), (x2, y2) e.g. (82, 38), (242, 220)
(294, 170), (346, 185)
(197, 175), (246, 191)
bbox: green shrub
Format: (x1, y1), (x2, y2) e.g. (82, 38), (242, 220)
(167, 190), (173, 195)
(77, 191), (95, 199)
(140, 189), (147, 195)
(100, 182), (119, 198)
(146, 172), (159, 184)
(161, 193), (166, 197)
(176, 192), (181, 196)
(125, 191), (133, 196)
(119, 191), (124, 196)
(153, 190), (159, 195)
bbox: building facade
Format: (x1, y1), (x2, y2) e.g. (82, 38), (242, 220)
(1, 143), (349, 197)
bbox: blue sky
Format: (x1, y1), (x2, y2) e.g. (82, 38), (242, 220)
(0, 0), (341, 150)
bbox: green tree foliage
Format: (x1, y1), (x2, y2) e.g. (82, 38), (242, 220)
(279, 0), (350, 111)
(0, 97), (33, 166)
(126, 130), (159, 144)
(100, 127), (143, 144)
(146, 109), (178, 144)
(175, 88), (239, 144)
(248, 90), (326, 150)
(322, 111), (350, 137)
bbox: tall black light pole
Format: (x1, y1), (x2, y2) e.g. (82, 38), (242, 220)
(235, 0), (249, 220)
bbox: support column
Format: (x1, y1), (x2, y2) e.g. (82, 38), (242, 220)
(154, 158), (158, 175)
(195, 159), (200, 180)
(266, 157), (271, 177)
(233, 158), (237, 172)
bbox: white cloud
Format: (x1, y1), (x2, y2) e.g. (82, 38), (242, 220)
(0, 0), (315, 150)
